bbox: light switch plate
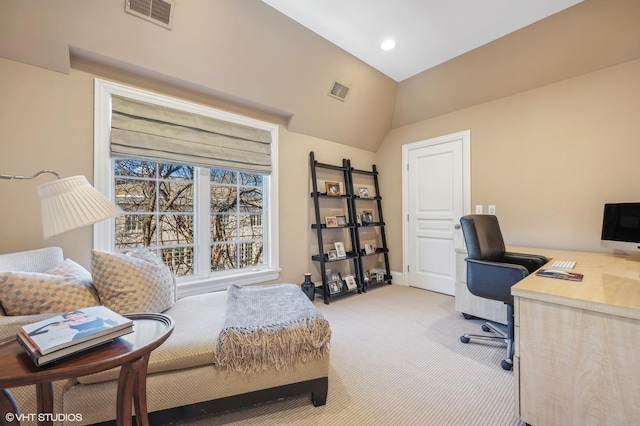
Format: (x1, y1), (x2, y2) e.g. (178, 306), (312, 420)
(475, 205), (483, 214)
(488, 205), (496, 215)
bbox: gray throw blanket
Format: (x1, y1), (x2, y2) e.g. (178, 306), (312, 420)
(212, 284), (331, 373)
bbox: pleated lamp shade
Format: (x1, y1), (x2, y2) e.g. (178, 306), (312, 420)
(37, 175), (120, 238)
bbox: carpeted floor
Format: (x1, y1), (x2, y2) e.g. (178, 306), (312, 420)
(176, 285), (526, 426)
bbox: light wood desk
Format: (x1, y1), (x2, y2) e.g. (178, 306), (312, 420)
(511, 247), (640, 426)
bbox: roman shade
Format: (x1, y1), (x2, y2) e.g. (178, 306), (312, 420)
(110, 95), (272, 173)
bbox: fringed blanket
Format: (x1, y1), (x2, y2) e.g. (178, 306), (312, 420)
(212, 284), (331, 373)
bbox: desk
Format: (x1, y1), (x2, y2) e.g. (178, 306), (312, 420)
(0, 313), (174, 426)
(511, 247), (640, 426)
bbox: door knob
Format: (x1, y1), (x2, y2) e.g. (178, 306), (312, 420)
(454, 224), (461, 229)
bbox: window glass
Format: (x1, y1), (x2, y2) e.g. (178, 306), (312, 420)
(114, 161), (265, 277)
(209, 169), (264, 272)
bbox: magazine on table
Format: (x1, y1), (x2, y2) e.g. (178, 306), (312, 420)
(20, 306), (133, 355)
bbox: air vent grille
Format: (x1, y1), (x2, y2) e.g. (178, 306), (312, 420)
(126, 0), (174, 29)
(328, 81), (351, 101)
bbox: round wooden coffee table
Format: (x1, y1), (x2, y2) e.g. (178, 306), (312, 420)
(0, 313), (174, 426)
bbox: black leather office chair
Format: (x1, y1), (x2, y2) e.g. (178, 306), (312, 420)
(459, 214), (548, 370)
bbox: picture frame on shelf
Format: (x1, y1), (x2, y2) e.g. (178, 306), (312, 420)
(364, 243), (377, 255)
(334, 242), (347, 258)
(327, 250), (339, 261)
(363, 270), (371, 283)
(330, 272), (342, 282)
(335, 215), (347, 226)
(344, 274), (357, 290)
(325, 181), (341, 196)
(328, 279), (342, 294)
(362, 210), (374, 224)
(356, 214), (362, 226)
(325, 216), (338, 228)
(358, 187), (370, 198)
(370, 268), (385, 282)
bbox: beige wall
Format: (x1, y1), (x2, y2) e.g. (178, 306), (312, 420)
(393, 0), (640, 128)
(0, 0), (396, 151)
(0, 57), (376, 286)
(379, 58), (640, 272)
(3, 56), (640, 282)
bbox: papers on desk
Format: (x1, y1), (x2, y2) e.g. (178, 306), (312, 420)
(535, 269), (583, 282)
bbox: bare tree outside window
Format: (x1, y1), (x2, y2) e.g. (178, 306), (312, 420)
(210, 169), (264, 271)
(114, 160), (265, 277)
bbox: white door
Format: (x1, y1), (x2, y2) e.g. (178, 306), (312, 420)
(402, 131), (470, 295)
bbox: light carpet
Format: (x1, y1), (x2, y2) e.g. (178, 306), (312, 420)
(175, 285), (526, 426)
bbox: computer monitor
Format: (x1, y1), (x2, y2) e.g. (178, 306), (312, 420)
(601, 202), (640, 251)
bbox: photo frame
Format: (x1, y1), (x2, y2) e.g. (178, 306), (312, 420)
(370, 268), (385, 282)
(358, 187), (370, 198)
(325, 181), (341, 196)
(328, 279), (343, 294)
(361, 210), (374, 224)
(327, 249), (338, 261)
(334, 241), (347, 258)
(364, 243), (377, 255)
(363, 270), (371, 283)
(344, 274), (357, 290)
(325, 216), (338, 228)
(335, 215), (347, 226)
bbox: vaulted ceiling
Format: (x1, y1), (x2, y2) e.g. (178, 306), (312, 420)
(1, 0), (638, 151)
(261, 0), (583, 82)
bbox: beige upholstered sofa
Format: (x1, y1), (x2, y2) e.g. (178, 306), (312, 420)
(0, 247), (329, 426)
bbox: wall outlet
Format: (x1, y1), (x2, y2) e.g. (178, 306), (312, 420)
(475, 205), (483, 214)
(488, 205), (496, 215)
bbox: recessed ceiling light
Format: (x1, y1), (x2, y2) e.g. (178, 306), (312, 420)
(380, 39), (396, 51)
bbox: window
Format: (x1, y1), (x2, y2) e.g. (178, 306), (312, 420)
(94, 79), (280, 295)
(114, 160), (195, 276)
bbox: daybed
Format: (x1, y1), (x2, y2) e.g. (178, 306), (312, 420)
(0, 247), (330, 426)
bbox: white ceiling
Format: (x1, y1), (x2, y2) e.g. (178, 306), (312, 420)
(261, 0), (583, 82)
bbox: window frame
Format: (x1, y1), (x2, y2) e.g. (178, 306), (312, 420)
(94, 79), (280, 297)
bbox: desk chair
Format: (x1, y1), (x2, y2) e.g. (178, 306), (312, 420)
(459, 214), (547, 370)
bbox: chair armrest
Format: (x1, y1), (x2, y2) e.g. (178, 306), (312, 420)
(0, 247), (64, 272)
(504, 252), (549, 274)
(465, 258), (529, 303)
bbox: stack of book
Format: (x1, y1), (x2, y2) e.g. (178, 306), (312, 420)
(17, 306), (134, 366)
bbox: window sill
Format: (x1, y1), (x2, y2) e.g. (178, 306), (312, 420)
(176, 267), (282, 298)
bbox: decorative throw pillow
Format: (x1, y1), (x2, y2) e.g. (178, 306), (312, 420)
(91, 249), (176, 314)
(0, 259), (100, 316)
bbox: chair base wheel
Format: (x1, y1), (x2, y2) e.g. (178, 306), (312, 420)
(462, 313), (475, 320)
(501, 359), (513, 370)
(481, 324), (491, 332)
(460, 334), (470, 343)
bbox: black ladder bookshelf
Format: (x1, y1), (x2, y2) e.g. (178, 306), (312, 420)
(350, 164), (392, 289)
(309, 152), (391, 304)
(309, 152), (362, 304)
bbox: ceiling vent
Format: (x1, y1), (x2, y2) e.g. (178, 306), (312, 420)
(126, 0), (175, 30)
(328, 81), (351, 102)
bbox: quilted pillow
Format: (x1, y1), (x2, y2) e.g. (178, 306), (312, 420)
(0, 259), (100, 316)
(91, 249), (176, 314)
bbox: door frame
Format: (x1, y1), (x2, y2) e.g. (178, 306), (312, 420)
(401, 130), (471, 286)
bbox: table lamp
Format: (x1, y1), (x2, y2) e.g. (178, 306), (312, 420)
(0, 170), (120, 238)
